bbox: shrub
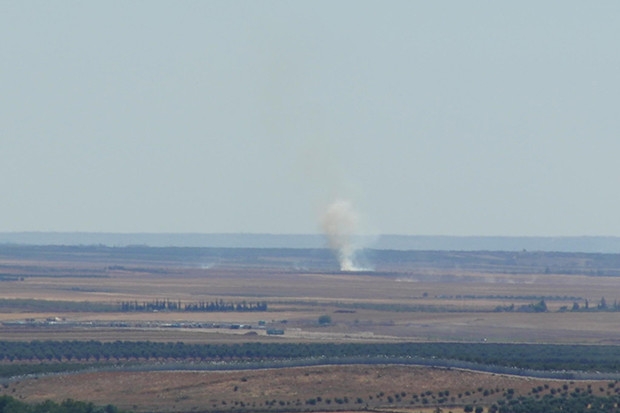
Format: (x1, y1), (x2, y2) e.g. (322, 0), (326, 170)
(318, 315), (332, 325)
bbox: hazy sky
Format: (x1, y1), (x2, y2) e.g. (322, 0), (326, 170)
(2, 2), (619, 236)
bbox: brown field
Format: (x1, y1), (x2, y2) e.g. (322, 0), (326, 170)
(3, 263), (620, 344)
(2, 247), (620, 411)
(2, 365), (614, 413)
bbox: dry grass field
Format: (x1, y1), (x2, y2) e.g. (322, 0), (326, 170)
(3, 246), (620, 411)
(3, 262), (620, 344)
(2, 365), (613, 413)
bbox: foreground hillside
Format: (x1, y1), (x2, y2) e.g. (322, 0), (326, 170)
(3, 365), (619, 413)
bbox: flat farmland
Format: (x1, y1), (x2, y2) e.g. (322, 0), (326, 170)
(4, 245), (620, 412)
(2, 246), (620, 344)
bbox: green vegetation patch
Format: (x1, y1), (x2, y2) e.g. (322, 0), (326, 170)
(2, 341), (620, 376)
(0, 395), (127, 413)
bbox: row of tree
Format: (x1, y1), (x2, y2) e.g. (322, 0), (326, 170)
(571, 296), (620, 311)
(3, 341), (620, 373)
(495, 297), (620, 313)
(488, 392), (620, 413)
(0, 396), (125, 413)
(118, 299), (268, 312)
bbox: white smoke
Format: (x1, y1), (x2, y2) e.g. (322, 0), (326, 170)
(321, 199), (369, 272)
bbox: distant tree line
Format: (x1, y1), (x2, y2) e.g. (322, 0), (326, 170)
(495, 297), (620, 313)
(495, 300), (548, 313)
(118, 299), (268, 312)
(569, 296), (620, 312)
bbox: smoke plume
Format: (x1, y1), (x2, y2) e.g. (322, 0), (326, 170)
(321, 199), (367, 271)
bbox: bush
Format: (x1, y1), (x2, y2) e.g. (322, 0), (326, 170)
(318, 315), (332, 325)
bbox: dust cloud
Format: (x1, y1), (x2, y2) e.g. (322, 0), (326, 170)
(321, 199), (371, 272)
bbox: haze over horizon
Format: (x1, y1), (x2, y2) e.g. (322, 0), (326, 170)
(2, 2), (619, 237)
(3, 232), (620, 255)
